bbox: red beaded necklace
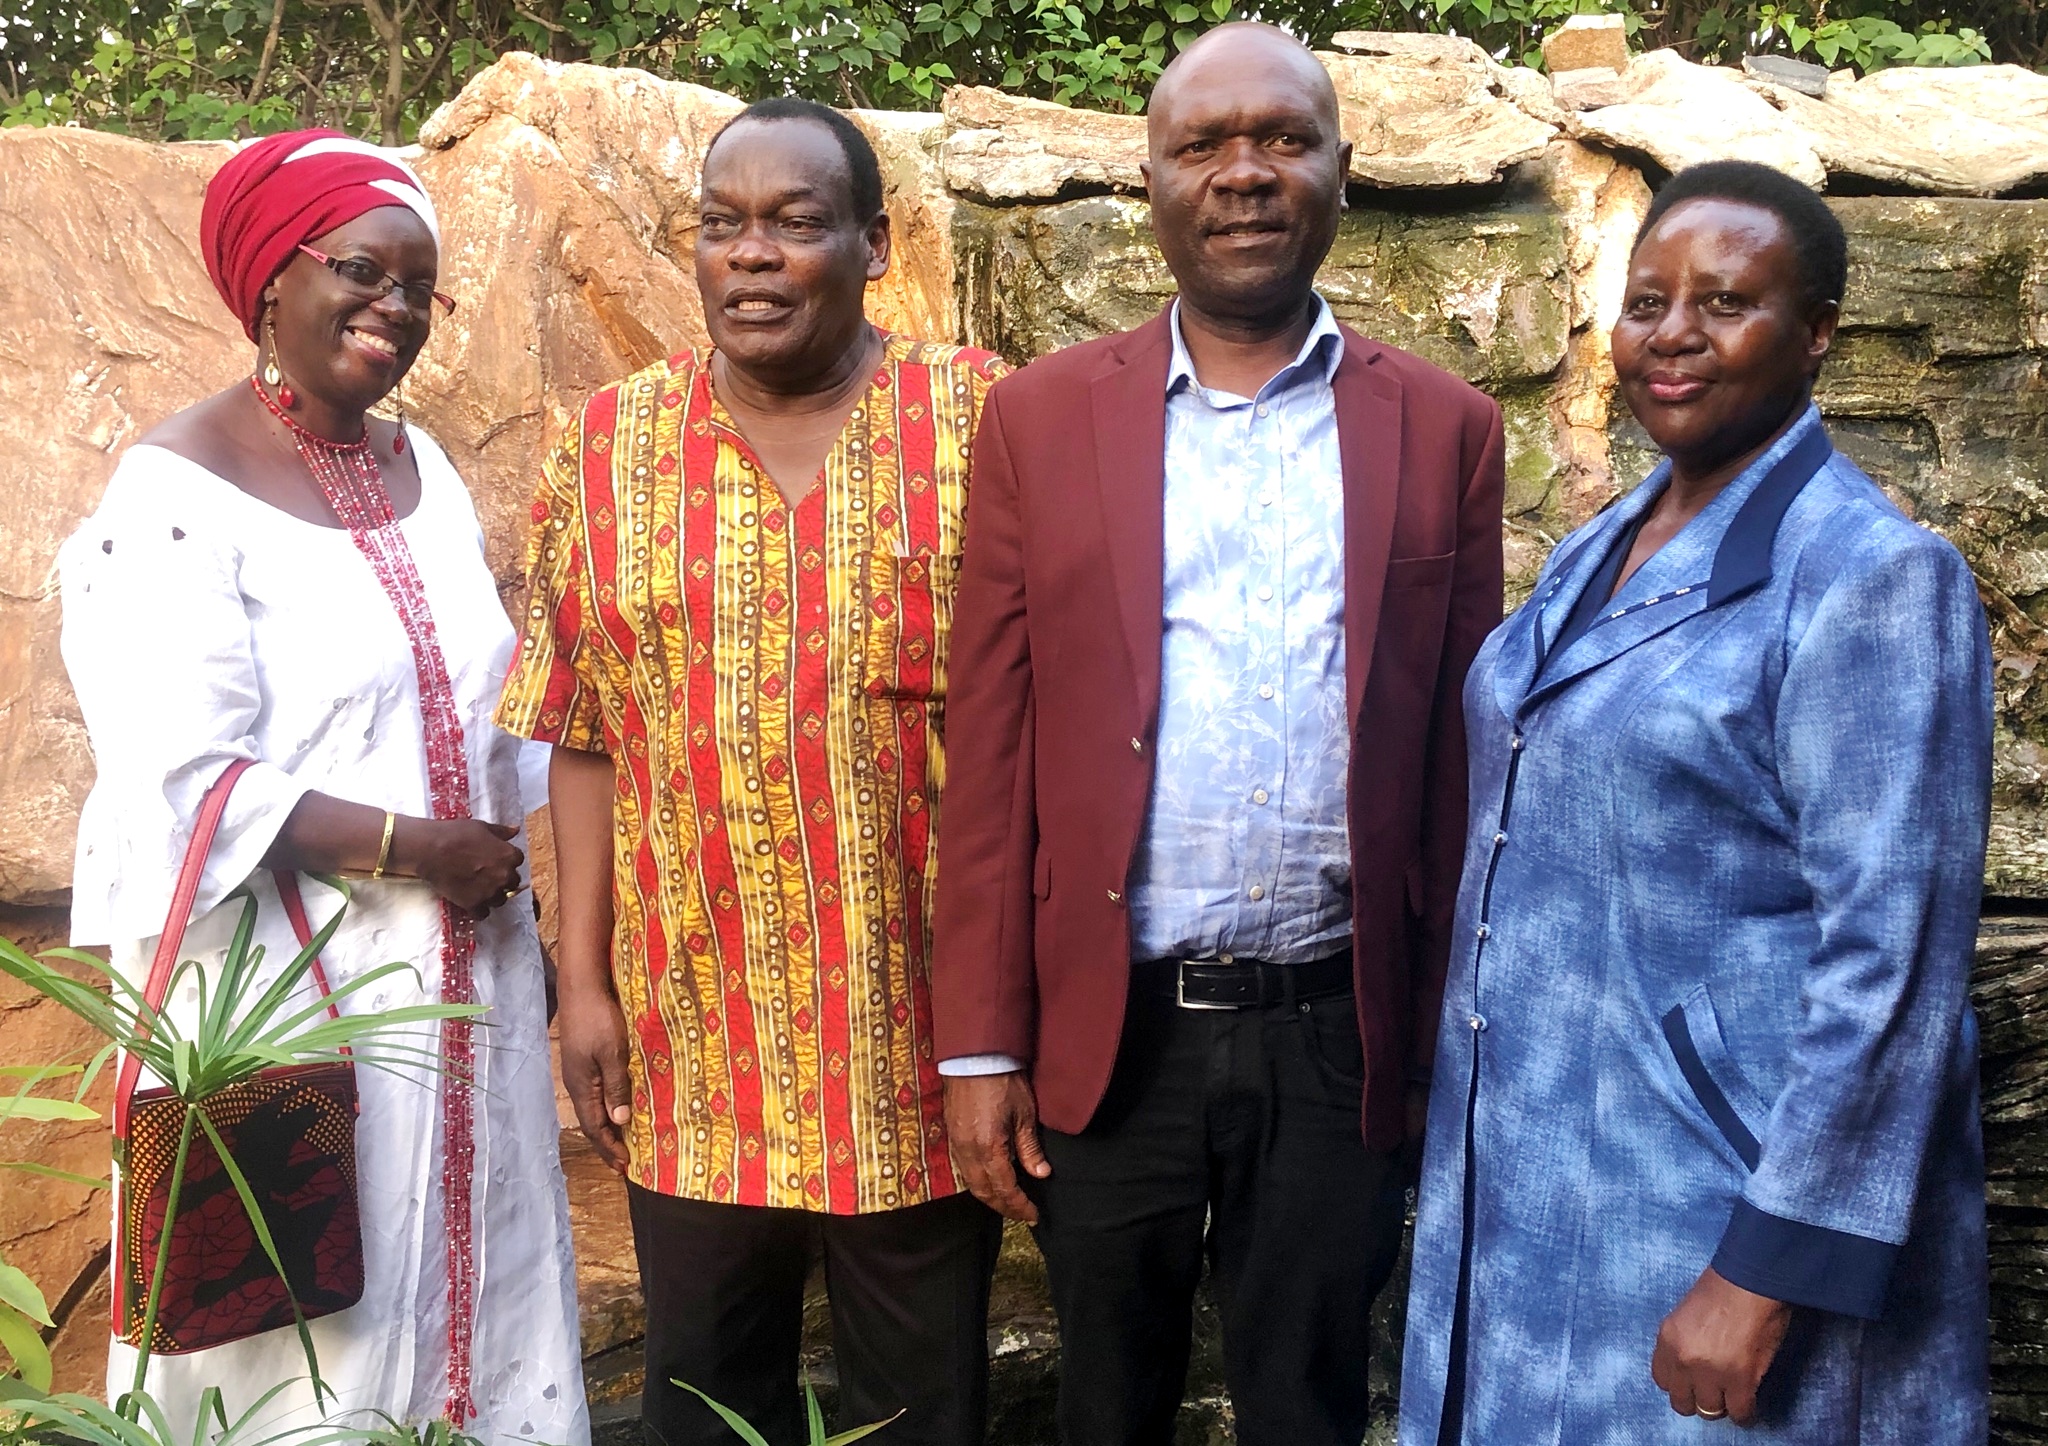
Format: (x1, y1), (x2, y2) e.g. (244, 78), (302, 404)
(250, 375), (481, 1425)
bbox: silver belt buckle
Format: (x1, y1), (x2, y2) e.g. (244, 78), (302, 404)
(1175, 960), (1238, 1011)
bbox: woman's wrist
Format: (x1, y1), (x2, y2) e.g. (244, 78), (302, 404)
(383, 813), (432, 879)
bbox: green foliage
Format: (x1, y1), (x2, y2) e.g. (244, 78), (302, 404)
(675, 1379), (898, 1446)
(0, 1375), (493, 1446)
(0, 1055), (110, 1390)
(0, 0), (2032, 142)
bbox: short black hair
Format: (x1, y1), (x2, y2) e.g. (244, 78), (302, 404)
(1636, 160), (1848, 313)
(707, 97), (885, 223)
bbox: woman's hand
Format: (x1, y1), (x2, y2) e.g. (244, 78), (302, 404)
(394, 816), (524, 916)
(1651, 1266), (1793, 1426)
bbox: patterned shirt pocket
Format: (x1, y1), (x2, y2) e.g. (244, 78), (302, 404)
(859, 550), (961, 701)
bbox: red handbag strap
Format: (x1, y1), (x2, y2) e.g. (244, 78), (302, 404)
(272, 871), (344, 1025)
(111, 761), (336, 1135)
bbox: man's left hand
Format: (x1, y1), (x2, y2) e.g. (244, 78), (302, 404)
(1651, 1266), (1793, 1427)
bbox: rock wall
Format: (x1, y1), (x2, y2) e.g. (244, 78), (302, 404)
(3, 41), (2048, 1443)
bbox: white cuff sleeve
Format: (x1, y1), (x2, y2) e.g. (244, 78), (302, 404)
(936, 1053), (1026, 1077)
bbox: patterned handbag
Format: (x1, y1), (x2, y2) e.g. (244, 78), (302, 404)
(111, 758), (366, 1354)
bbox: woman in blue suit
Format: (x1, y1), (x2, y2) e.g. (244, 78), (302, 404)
(1401, 160), (1991, 1444)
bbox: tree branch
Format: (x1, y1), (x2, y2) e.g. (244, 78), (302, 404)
(243, 0), (289, 119)
(402, 17), (462, 104)
(511, 1), (570, 34)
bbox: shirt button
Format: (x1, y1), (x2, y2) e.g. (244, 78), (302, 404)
(1511, 734), (1525, 752)
(1256, 404), (1270, 417)
(1131, 737), (1144, 753)
(1252, 788), (1269, 805)
(1258, 683), (1275, 700)
(1469, 1014), (1488, 1032)
(1476, 923), (1492, 940)
(1218, 952), (1235, 964)
(1257, 585), (1274, 602)
(1248, 884), (1266, 901)
(1493, 831), (1507, 846)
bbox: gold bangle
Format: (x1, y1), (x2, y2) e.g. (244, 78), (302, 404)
(372, 810), (397, 880)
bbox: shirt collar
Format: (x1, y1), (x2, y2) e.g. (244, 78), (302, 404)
(1166, 294), (1345, 402)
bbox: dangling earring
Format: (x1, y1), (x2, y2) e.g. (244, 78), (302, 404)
(391, 377), (408, 454)
(261, 311), (297, 408)
(261, 312), (282, 389)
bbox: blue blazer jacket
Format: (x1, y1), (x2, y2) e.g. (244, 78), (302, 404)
(1401, 408), (1992, 1445)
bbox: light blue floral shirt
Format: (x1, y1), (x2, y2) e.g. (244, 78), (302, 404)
(1125, 298), (1352, 965)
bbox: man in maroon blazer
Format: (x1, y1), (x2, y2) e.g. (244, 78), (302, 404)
(931, 22), (1505, 1446)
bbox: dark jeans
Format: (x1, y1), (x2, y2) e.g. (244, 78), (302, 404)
(1026, 986), (1407, 1446)
(628, 1185), (1004, 1446)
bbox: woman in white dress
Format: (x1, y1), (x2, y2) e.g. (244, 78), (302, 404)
(58, 130), (588, 1445)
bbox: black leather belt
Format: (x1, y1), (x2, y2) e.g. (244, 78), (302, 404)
(1132, 950), (1354, 1011)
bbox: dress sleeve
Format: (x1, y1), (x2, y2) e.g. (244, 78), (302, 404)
(496, 417), (608, 753)
(1710, 521), (1992, 1319)
(60, 457), (313, 946)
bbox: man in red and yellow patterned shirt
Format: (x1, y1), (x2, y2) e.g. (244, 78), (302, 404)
(497, 99), (1007, 1446)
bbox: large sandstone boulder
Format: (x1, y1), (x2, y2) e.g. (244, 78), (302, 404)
(1315, 38), (1557, 188)
(1749, 64), (2048, 197)
(939, 86), (1146, 202)
(1568, 49), (1828, 188)
(0, 128), (242, 907)
(1559, 49), (2048, 198)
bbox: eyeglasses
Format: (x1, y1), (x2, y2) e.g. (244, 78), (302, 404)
(297, 244), (456, 316)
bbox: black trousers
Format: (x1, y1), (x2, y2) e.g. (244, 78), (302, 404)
(1025, 986), (1408, 1446)
(628, 1185), (1003, 1446)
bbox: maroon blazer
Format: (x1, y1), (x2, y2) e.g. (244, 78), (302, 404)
(930, 309), (1506, 1151)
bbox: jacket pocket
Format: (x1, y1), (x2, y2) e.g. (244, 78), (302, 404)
(1660, 985), (1770, 1171)
(1384, 549), (1456, 591)
(859, 550), (961, 701)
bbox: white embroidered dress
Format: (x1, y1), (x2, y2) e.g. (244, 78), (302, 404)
(59, 436), (588, 1445)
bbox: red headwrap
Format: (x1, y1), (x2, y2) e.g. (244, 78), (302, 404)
(199, 129), (442, 342)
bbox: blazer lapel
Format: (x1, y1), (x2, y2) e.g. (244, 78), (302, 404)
(1518, 585), (1714, 714)
(1334, 333), (1403, 729)
(1518, 412), (1835, 716)
(1489, 500), (1647, 722)
(1090, 314), (1173, 727)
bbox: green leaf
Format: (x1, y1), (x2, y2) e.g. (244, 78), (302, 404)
(0, 1301), (52, 1391)
(0, 1096), (98, 1122)
(824, 1409), (904, 1444)
(0, 1262), (53, 1325)
(194, 1108), (325, 1401)
(674, 1382), (774, 1446)
(0, 1160), (110, 1189)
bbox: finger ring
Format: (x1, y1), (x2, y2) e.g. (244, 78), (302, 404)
(1698, 1406), (1728, 1421)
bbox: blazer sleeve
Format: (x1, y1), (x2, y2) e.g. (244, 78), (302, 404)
(932, 383), (1040, 1064)
(1711, 524), (1992, 1319)
(1408, 395), (1506, 1085)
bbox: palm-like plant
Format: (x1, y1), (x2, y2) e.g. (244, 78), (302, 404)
(0, 879), (483, 1407)
(676, 1380), (899, 1446)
